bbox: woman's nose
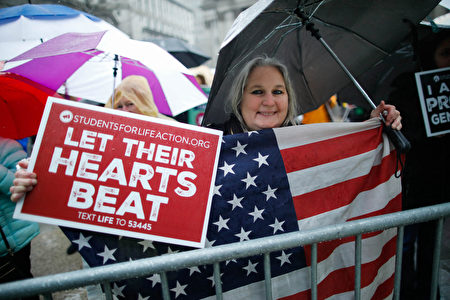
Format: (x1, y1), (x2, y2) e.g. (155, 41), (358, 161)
(262, 95), (276, 105)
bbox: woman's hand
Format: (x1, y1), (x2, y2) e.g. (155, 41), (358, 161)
(370, 100), (402, 130)
(10, 159), (37, 202)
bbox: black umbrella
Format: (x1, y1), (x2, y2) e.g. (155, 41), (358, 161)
(340, 43), (416, 109)
(148, 37), (210, 68)
(203, 0), (439, 129)
(338, 23), (447, 109)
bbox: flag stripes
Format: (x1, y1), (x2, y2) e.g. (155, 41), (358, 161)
(271, 119), (401, 299)
(61, 119), (401, 299)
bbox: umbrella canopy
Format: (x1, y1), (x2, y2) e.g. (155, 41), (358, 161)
(2, 31), (207, 117)
(338, 41), (417, 110)
(338, 23), (450, 109)
(203, 0), (440, 126)
(148, 37), (210, 68)
(0, 73), (62, 140)
(0, 4), (128, 61)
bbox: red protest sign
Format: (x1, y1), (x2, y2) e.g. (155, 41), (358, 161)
(14, 97), (222, 248)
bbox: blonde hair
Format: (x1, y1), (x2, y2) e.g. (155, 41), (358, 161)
(105, 75), (161, 118)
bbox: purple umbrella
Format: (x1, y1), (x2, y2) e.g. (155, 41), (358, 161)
(3, 31), (207, 116)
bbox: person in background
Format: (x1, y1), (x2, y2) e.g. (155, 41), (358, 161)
(206, 56), (402, 135)
(105, 75), (175, 121)
(67, 75), (176, 256)
(0, 137), (39, 299)
(195, 74), (207, 86)
(11, 75), (177, 202)
(387, 29), (450, 300)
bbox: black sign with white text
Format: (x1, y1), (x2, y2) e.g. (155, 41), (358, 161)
(415, 67), (450, 137)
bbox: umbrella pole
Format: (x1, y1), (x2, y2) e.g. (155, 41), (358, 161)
(296, 9), (411, 153)
(112, 54), (119, 108)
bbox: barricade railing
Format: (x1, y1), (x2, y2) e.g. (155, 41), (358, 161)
(0, 202), (449, 300)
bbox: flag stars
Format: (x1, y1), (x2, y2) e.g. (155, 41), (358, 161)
(253, 152), (269, 167)
(235, 227), (251, 242)
(219, 161), (235, 177)
(205, 238), (216, 248)
(269, 218), (285, 234)
(213, 184), (222, 196)
(112, 283), (126, 298)
(276, 250), (293, 266)
(232, 140), (247, 157)
(97, 245), (117, 264)
(243, 260), (259, 276)
(207, 272), (223, 287)
(262, 185), (278, 201)
(72, 233), (92, 251)
(138, 240), (155, 252)
(213, 215), (230, 232)
(249, 206), (265, 222)
(241, 172), (257, 189)
(188, 266), (201, 276)
(225, 258), (237, 265)
(147, 274), (161, 287)
(228, 194), (244, 210)
(171, 281), (188, 298)
(166, 247), (180, 254)
(137, 293), (150, 300)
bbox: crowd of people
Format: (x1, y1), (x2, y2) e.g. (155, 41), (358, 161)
(2, 24), (449, 300)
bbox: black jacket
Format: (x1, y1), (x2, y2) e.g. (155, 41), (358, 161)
(388, 72), (450, 209)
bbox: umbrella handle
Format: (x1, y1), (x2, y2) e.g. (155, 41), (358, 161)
(382, 124), (411, 153)
(111, 54), (119, 108)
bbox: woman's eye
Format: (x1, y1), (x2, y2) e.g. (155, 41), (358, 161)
(116, 105), (123, 109)
(273, 89), (284, 95)
(126, 102), (135, 107)
(251, 90), (263, 95)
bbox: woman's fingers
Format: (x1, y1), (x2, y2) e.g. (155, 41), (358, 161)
(371, 101), (403, 131)
(17, 158), (30, 170)
(10, 170), (37, 202)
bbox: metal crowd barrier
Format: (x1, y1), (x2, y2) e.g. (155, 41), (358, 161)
(0, 202), (449, 300)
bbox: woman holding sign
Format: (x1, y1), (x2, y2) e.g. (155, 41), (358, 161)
(11, 57), (402, 201)
(9, 57), (404, 299)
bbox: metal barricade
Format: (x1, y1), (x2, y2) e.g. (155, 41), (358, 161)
(0, 202), (449, 300)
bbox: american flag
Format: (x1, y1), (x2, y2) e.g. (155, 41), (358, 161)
(62, 118), (401, 299)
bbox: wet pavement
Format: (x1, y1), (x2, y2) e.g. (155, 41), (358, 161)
(30, 223), (87, 300)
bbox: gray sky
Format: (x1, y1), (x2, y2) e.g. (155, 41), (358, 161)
(440, 0), (450, 9)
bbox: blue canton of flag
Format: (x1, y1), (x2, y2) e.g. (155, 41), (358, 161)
(62, 129), (305, 299)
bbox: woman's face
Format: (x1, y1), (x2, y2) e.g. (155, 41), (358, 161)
(434, 37), (450, 68)
(115, 97), (139, 114)
(240, 66), (289, 131)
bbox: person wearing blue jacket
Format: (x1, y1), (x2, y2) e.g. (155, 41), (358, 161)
(0, 137), (39, 288)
